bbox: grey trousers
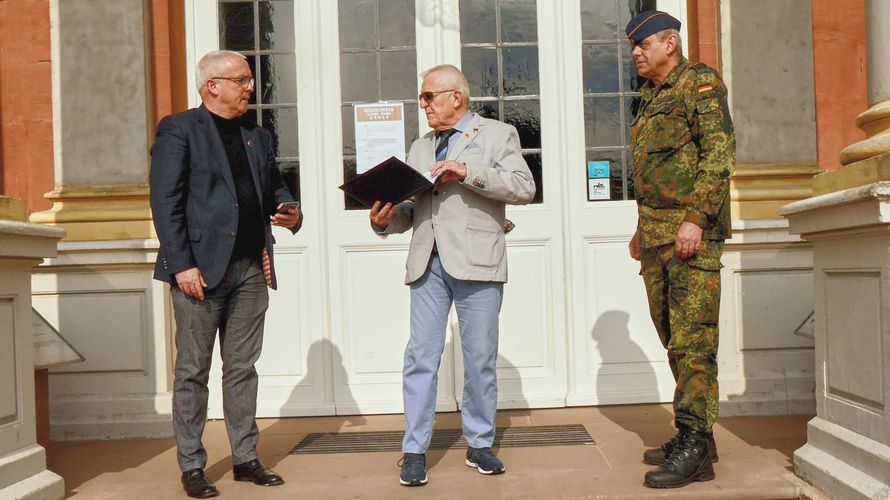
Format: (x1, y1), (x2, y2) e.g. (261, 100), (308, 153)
(171, 256), (269, 472)
(402, 253), (503, 453)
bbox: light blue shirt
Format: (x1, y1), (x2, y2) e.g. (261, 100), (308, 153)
(446, 111), (476, 152)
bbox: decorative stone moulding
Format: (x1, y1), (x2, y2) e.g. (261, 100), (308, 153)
(29, 184), (155, 241)
(840, 100), (890, 166)
(730, 163), (822, 220)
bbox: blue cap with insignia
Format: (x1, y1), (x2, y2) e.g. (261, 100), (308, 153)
(625, 10), (681, 44)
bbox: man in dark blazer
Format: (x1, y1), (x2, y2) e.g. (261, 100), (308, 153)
(150, 50), (302, 498)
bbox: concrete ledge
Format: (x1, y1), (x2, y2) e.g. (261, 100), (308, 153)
(0, 446), (63, 499)
(0, 470), (65, 500)
(51, 417), (173, 441)
(781, 181), (890, 236)
(0, 446), (48, 490)
(731, 163), (822, 220)
(795, 417), (890, 499)
(29, 184), (154, 241)
(0, 197), (27, 222)
(815, 151), (890, 195)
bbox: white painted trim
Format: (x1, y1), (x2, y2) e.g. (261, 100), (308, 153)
(183, 0), (219, 108)
(657, 0), (689, 55)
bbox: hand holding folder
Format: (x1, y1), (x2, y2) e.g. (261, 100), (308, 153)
(339, 156), (436, 208)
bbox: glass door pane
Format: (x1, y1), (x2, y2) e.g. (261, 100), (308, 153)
(580, 0), (654, 201)
(460, 0), (543, 203)
(218, 0), (301, 200)
(338, 0), (419, 210)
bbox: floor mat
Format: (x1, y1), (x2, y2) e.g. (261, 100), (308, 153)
(290, 424), (594, 454)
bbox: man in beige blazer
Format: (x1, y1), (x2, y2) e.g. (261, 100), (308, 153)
(369, 64), (535, 487)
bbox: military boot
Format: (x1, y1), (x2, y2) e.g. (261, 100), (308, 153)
(644, 429), (715, 488)
(643, 429), (718, 466)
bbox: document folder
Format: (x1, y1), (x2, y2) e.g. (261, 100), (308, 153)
(339, 156), (434, 208)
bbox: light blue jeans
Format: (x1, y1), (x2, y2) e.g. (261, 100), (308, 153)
(402, 253), (504, 453)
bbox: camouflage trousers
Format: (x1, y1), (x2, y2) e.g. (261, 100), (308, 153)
(640, 240), (724, 433)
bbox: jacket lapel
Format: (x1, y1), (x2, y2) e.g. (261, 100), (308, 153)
(198, 106), (238, 199)
(240, 126), (266, 213)
(419, 132), (436, 172)
(447, 113), (484, 160)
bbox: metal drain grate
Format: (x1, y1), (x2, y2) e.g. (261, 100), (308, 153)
(290, 424), (594, 455)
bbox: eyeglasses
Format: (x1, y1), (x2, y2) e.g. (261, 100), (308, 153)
(212, 76), (255, 88)
(418, 89), (456, 102)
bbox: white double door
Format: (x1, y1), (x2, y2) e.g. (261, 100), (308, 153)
(188, 0), (676, 419)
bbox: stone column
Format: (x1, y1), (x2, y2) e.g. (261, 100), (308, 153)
(783, 185), (890, 499)
(784, 3), (890, 498)
(25, 0), (174, 443)
(0, 198), (65, 499)
(29, 0), (155, 241)
(839, 0), (890, 166)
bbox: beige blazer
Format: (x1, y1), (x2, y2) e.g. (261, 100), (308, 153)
(379, 113), (535, 284)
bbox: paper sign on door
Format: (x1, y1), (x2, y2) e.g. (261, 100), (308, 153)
(587, 161), (611, 201)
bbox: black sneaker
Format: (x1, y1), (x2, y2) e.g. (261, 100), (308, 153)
(398, 453), (428, 486)
(465, 447), (505, 475)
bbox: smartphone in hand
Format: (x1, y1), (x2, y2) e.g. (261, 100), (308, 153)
(278, 201), (300, 213)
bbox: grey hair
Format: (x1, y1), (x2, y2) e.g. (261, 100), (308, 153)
(420, 64), (471, 109)
(658, 29), (684, 56)
(196, 50), (247, 93)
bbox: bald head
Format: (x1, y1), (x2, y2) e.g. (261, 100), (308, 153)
(421, 64), (471, 111)
(195, 50), (254, 119)
(196, 50), (247, 95)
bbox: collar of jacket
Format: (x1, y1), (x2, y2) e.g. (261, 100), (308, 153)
(640, 56), (689, 99)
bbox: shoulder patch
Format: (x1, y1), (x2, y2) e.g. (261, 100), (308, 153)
(697, 83), (714, 94)
(690, 62), (715, 74)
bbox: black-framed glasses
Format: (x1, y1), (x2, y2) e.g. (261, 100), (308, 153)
(418, 89), (456, 102)
(212, 76), (255, 88)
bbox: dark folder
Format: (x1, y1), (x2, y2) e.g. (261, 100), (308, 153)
(339, 156), (434, 208)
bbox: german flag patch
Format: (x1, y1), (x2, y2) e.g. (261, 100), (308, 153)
(697, 83), (714, 93)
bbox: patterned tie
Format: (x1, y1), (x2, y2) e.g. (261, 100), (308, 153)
(435, 129), (457, 161)
(261, 248), (273, 287)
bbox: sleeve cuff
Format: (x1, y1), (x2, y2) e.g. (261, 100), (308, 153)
(683, 210), (708, 228)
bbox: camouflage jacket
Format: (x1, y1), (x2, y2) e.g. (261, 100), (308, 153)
(631, 57), (735, 248)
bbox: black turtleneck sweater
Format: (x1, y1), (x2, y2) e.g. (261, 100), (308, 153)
(210, 111), (264, 262)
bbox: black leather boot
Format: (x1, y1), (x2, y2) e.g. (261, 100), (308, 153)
(644, 429), (716, 488)
(643, 429), (718, 466)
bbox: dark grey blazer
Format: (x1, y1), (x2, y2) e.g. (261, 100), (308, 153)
(149, 105), (300, 290)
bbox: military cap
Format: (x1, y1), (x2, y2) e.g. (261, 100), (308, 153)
(625, 10), (681, 44)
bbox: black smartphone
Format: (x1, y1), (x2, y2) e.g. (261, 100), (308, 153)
(278, 201), (300, 212)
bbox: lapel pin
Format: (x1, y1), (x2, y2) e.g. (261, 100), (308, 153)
(246, 138), (254, 147)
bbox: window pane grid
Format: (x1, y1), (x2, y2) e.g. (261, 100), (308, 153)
(218, 0), (300, 200)
(461, 42), (538, 48)
(461, 0), (542, 203)
(581, 0), (650, 201)
(339, 0), (418, 209)
(340, 46), (417, 53)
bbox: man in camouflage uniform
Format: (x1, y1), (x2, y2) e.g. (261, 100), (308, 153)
(625, 10), (735, 489)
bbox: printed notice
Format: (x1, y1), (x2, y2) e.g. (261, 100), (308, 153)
(587, 160), (611, 201)
(587, 161), (610, 179)
(588, 178), (611, 201)
(355, 103), (406, 174)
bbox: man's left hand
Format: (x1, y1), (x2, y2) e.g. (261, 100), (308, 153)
(430, 160), (467, 184)
(271, 203), (301, 229)
(674, 221), (703, 260)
